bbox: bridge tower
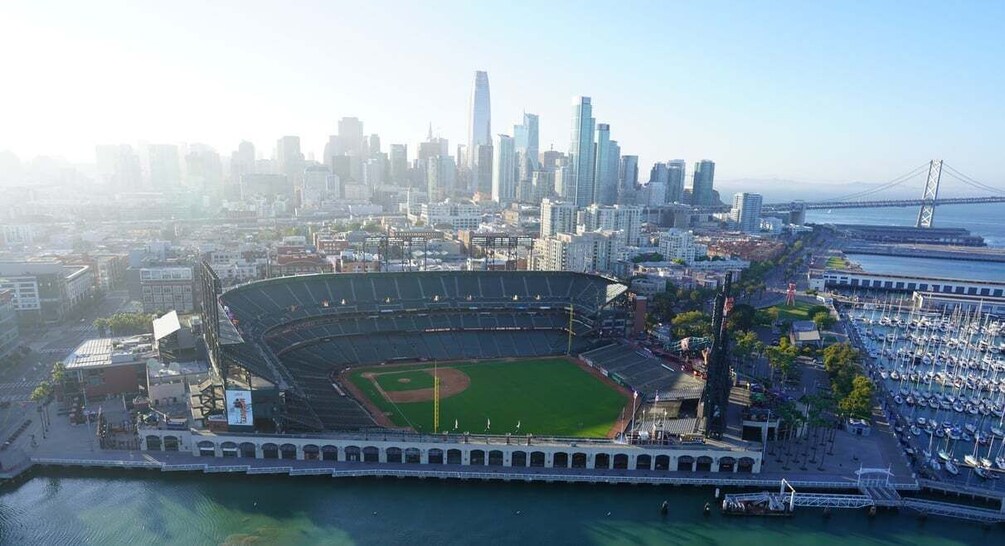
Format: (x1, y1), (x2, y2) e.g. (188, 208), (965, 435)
(915, 160), (943, 228)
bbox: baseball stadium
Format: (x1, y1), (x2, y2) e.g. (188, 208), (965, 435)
(138, 267), (763, 476)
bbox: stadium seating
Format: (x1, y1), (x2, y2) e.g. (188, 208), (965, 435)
(217, 272), (628, 431)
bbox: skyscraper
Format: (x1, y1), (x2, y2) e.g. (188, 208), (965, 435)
(567, 96), (596, 207)
(473, 144), (494, 197)
(337, 117), (365, 156)
(427, 155), (456, 201)
(513, 112), (539, 183)
(731, 192), (764, 233)
(619, 155), (638, 194)
(146, 144), (181, 189)
(691, 159), (716, 206)
(667, 159), (686, 203)
(275, 136), (303, 185)
(467, 71), (491, 169)
(491, 134), (516, 204)
(593, 123), (617, 205)
(389, 144), (408, 186)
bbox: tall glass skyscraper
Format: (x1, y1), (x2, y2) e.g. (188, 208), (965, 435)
(691, 159), (716, 205)
(491, 134), (516, 204)
(567, 96), (596, 207)
(513, 112), (539, 183)
(594, 124), (619, 205)
(467, 71), (491, 169)
(667, 159), (686, 203)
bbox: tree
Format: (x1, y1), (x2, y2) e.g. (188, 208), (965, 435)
(812, 311), (835, 330)
(838, 375), (874, 419)
(671, 311), (712, 339)
(766, 342), (798, 384)
(727, 303), (756, 332)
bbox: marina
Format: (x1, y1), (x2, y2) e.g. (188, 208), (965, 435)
(846, 299), (1005, 490)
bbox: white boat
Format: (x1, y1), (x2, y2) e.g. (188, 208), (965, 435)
(996, 456), (1005, 470)
(964, 454), (980, 467)
(910, 426), (921, 436)
(938, 450), (952, 462)
(944, 459), (960, 475)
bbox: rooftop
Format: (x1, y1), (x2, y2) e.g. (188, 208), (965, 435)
(64, 335), (157, 370)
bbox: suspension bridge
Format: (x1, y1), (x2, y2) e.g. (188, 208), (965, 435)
(704, 161), (1005, 228)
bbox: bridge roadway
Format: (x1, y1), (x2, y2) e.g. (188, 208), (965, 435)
(695, 195), (1005, 214)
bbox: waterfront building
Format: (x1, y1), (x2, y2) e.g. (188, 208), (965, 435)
(467, 71), (491, 169)
(817, 269), (1004, 297)
(566, 97), (596, 207)
(731, 192), (763, 233)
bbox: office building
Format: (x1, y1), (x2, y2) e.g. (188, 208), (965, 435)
(467, 71), (491, 168)
(473, 144), (494, 196)
(491, 134), (516, 204)
(420, 201), (481, 231)
(95, 145), (142, 190)
(0, 262), (93, 324)
(567, 97), (596, 207)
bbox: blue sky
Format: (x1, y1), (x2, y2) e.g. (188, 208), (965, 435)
(1, 0), (1003, 190)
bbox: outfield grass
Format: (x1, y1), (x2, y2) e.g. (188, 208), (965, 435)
(374, 369), (435, 391)
(349, 358), (626, 437)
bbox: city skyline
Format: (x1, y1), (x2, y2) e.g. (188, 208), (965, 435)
(2, 1), (1003, 187)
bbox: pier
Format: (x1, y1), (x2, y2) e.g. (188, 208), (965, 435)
(721, 472), (1005, 523)
(844, 244), (1005, 263)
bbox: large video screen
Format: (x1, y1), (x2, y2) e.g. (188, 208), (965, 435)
(225, 390), (253, 426)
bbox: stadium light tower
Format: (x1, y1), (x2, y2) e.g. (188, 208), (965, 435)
(433, 361), (440, 433)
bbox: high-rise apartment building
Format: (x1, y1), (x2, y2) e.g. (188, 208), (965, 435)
(473, 144), (494, 196)
(533, 231), (623, 274)
(731, 192), (764, 233)
(567, 97), (596, 207)
(491, 134), (516, 204)
(690, 159), (716, 205)
(467, 71), (491, 168)
(658, 229), (699, 263)
(539, 198), (577, 238)
(578, 204), (643, 246)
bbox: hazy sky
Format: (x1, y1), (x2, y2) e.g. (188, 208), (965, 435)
(2, 0), (1003, 186)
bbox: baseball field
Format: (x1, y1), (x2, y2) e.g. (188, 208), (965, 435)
(346, 357), (629, 438)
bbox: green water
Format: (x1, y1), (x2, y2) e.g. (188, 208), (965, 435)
(0, 471), (997, 545)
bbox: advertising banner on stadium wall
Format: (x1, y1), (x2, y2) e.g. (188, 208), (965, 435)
(225, 390), (254, 426)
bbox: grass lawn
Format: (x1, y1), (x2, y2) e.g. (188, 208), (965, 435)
(825, 256), (848, 269)
(762, 300), (820, 322)
(349, 358), (626, 437)
(374, 369), (435, 391)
